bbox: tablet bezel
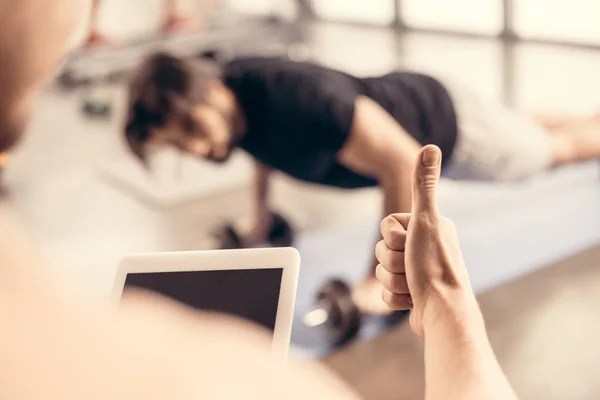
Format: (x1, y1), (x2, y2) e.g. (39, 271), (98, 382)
(111, 247), (300, 358)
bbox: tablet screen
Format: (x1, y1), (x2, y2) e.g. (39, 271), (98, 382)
(124, 268), (283, 331)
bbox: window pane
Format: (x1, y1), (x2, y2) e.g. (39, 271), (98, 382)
(400, 34), (504, 100)
(514, 0), (600, 45)
(402, 0), (503, 35)
(513, 43), (600, 113)
(306, 23), (400, 76)
(311, 0), (396, 26)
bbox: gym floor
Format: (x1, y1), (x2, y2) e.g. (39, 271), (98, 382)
(2, 3), (600, 399)
(325, 244), (600, 400)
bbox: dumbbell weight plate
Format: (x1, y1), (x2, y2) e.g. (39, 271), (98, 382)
(210, 224), (243, 250)
(82, 100), (111, 117)
(304, 279), (361, 346)
(268, 212), (295, 247)
(205, 213), (293, 250)
(58, 70), (79, 90)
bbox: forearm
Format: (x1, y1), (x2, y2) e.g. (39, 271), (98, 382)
(423, 292), (519, 400)
(251, 160), (271, 228)
(235, 160), (273, 247)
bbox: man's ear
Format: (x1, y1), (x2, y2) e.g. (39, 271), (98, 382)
(185, 138), (211, 157)
(204, 80), (236, 113)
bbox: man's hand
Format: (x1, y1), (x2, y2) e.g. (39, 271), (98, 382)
(375, 145), (475, 338)
(234, 213), (274, 247)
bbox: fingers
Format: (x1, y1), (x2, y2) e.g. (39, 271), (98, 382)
(375, 264), (408, 294)
(375, 240), (405, 273)
(411, 145), (442, 216)
(376, 234), (410, 310)
(381, 290), (413, 310)
(380, 214), (409, 251)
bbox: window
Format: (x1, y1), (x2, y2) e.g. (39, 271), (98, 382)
(307, 23), (400, 76)
(401, 0), (503, 35)
(311, 0), (396, 26)
(513, 43), (600, 113)
(401, 34), (505, 100)
(514, 0), (600, 45)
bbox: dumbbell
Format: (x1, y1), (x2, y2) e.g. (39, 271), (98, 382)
(268, 212), (295, 247)
(211, 224), (243, 249)
(303, 279), (361, 346)
(82, 100), (111, 118)
(209, 211), (295, 250)
(81, 85), (113, 118)
(58, 69), (79, 90)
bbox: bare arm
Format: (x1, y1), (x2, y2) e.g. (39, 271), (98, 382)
(378, 146), (519, 400)
(251, 159), (272, 232)
(239, 159), (273, 246)
(423, 295), (518, 400)
(338, 96), (421, 217)
(338, 96), (421, 272)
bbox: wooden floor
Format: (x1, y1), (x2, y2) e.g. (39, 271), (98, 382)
(324, 244), (600, 400)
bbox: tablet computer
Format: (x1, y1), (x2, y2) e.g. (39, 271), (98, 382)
(112, 247), (300, 357)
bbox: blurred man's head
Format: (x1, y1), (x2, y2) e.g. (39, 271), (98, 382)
(0, 0), (91, 153)
(125, 52), (242, 166)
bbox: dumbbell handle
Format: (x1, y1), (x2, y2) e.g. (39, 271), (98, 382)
(302, 307), (330, 328)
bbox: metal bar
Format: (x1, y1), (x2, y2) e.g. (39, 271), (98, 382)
(309, 12), (600, 51)
(296, 0), (315, 19)
(405, 26), (600, 51)
(506, 35), (600, 51)
(501, 0), (516, 39)
(501, 40), (516, 107)
(500, 0), (516, 107)
(393, 0), (406, 30)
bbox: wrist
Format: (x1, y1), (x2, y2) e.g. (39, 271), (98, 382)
(421, 286), (484, 339)
(237, 211), (273, 246)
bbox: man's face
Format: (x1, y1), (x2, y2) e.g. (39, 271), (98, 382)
(150, 102), (234, 164)
(0, 0), (92, 151)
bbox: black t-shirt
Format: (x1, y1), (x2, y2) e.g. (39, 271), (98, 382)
(224, 57), (457, 188)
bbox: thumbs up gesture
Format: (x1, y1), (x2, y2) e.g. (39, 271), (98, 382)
(375, 145), (474, 339)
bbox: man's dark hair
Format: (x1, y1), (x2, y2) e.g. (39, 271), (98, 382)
(124, 52), (220, 164)
(0, 117), (25, 154)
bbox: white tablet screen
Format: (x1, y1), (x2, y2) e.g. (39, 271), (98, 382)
(123, 268), (283, 331)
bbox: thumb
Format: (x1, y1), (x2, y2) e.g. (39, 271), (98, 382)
(411, 145), (442, 216)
